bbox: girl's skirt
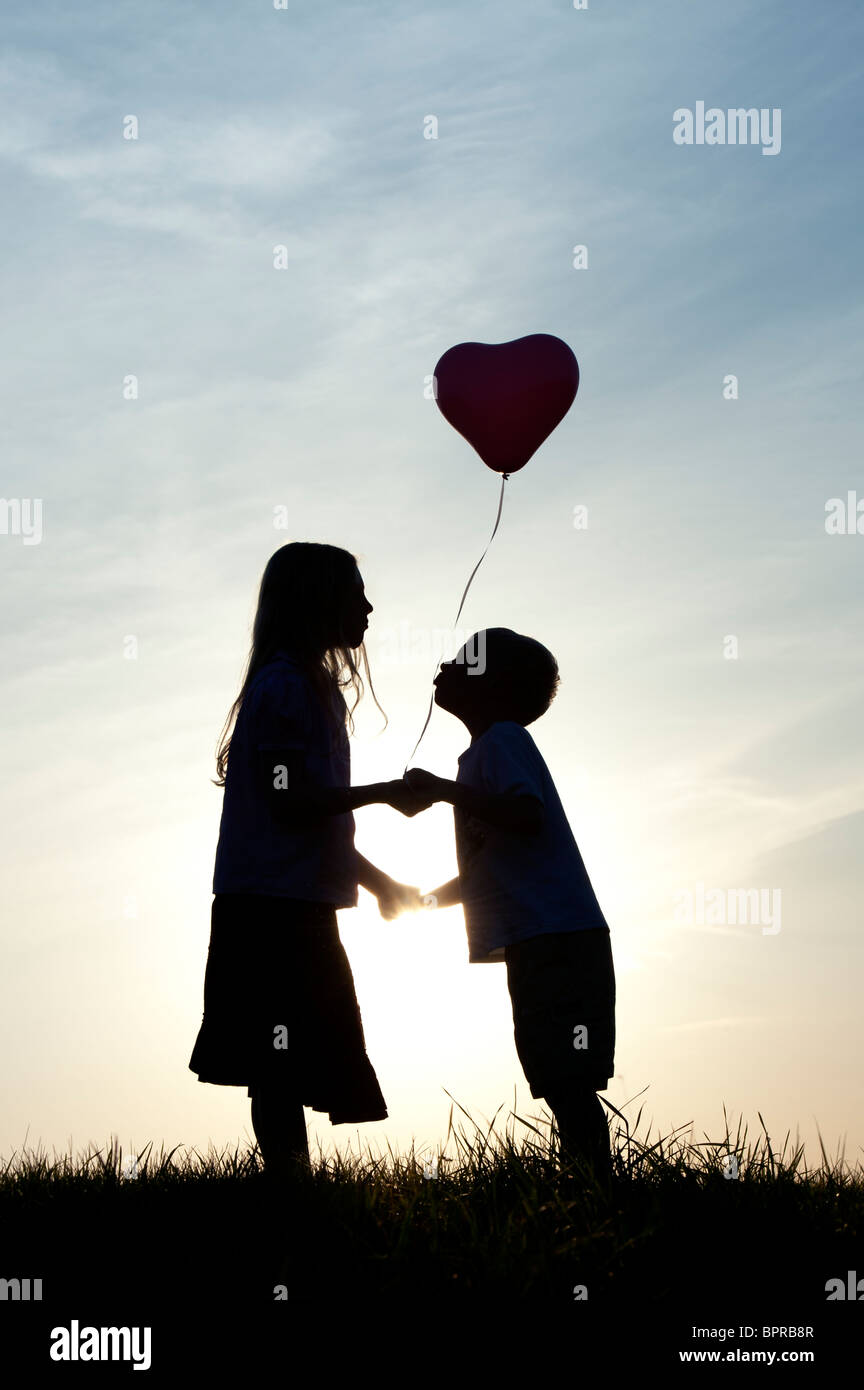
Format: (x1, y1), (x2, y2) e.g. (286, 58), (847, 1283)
(188, 893), (388, 1124)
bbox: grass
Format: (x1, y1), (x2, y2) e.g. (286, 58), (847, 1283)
(2, 1092), (862, 1360)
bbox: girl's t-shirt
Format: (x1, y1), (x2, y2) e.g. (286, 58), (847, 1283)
(212, 651), (358, 907)
(454, 721), (608, 962)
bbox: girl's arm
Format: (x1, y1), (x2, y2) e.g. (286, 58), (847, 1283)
(260, 748), (430, 823)
(356, 852), (423, 919)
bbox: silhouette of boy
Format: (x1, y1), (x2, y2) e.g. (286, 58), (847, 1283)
(406, 628), (616, 1184)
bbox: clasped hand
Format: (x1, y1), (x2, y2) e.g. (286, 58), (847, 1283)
(374, 877), (424, 920)
(385, 768), (443, 818)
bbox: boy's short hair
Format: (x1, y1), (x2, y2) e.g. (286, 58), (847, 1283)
(481, 628), (560, 726)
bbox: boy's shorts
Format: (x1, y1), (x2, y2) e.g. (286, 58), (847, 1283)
(504, 927), (615, 1097)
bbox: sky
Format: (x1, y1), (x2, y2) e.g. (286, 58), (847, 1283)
(1, 0), (862, 1176)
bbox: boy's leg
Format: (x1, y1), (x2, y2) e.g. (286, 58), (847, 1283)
(505, 931), (616, 1186)
(250, 1084), (310, 1173)
(545, 1084), (613, 1185)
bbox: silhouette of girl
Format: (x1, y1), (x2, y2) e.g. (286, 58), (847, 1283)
(189, 542), (427, 1172)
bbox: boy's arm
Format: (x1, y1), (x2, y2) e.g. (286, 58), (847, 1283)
(404, 768), (544, 834)
(422, 876), (462, 908)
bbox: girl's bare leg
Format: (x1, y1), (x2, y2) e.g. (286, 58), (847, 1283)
(250, 1085), (310, 1173)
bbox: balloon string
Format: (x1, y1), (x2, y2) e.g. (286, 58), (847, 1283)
(404, 472), (509, 773)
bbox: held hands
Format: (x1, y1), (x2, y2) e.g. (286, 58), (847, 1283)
(403, 768), (445, 803)
(384, 769), (445, 818)
(372, 772), (450, 911)
(374, 877), (425, 921)
(371, 769), (449, 917)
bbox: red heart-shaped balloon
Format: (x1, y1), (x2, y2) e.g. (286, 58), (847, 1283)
(433, 333), (579, 474)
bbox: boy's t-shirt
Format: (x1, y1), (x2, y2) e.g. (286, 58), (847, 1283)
(454, 721), (608, 963)
(213, 651), (358, 907)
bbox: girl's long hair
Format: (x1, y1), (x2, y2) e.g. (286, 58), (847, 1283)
(214, 542), (385, 786)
